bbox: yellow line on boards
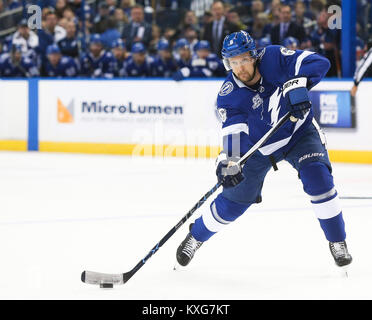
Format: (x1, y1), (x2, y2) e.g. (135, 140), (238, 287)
(328, 150), (372, 164)
(0, 140), (28, 151)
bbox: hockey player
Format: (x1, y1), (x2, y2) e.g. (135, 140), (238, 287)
(173, 38), (192, 69)
(350, 39), (372, 97)
(172, 40), (225, 81)
(43, 44), (79, 78)
(283, 36), (300, 50)
(80, 34), (117, 78)
(111, 38), (129, 77)
(0, 43), (39, 77)
(176, 31), (352, 270)
(152, 39), (177, 78)
(123, 42), (155, 78)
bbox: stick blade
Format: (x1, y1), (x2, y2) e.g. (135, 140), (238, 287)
(81, 270), (124, 286)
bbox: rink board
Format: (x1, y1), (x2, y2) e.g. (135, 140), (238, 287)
(0, 80), (28, 151)
(0, 78), (372, 163)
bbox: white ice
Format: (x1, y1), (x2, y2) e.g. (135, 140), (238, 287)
(0, 151), (371, 300)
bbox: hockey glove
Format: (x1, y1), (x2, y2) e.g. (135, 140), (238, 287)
(172, 67), (191, 82)
(216, 152), (245, 188)
(283, 77), (311, 120)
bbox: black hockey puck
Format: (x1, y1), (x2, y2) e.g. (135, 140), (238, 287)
(100, 283), (114, 289)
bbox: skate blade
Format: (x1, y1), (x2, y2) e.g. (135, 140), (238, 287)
(337, 265), (350, 278)
(173, 261), (185, 271)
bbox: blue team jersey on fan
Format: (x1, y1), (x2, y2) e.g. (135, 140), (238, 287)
(0, 53), (39, 77)
(44, 56), (79, 78)
(152, 56), (177, 77)
(122, 55), (156, 78)
(189, 53), (225, 78)
(175, 57), (192, 69)
(57, 37), (79, 58)
(80, 51), (117, 78)
(217, 45), (330, 156)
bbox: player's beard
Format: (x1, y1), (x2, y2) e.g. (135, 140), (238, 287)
(235, 61), (258, 84)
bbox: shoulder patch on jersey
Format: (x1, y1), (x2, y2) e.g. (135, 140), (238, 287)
(280, 47), (296, 56)
(257, 47), (266, 60)
(219, 81), (234, 96)
(217, 108), (227, 123)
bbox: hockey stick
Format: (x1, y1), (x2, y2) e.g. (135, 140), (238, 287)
(340, 196), (372, 200)
(81, 112), (292, 287)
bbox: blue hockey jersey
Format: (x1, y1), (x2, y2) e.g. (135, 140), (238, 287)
(216, 45), (330, 157)
(122, 55), (156, 78)
(189, 53), (225, 78)
(80, 50), (117, 78)
(44, 56), (79, 78)
(152, 56), (177, 77)
(0, 53), (39, 77)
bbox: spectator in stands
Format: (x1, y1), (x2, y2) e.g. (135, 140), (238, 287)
(178, 10), (201, 34)
(173, 38), (192, 69)
(105, 0), (118, 14)
(55, 0), (69, 19)
(201, 10), (213, 31)
(80, 34), (117, 78)
(293, 0), (316, 37)
(92, 2), (112, 34)
(192, 40), (225, 77)
(310, 9), (339, 77)
(43, 44), (79, 77)
(38, 11), (67, 55)
(113, 8), (128, 36)
(57, 20), (79, 59)
(0, 43), (39, 77)
(123, 42), (155, 77)
(163, 27), (177, 45)
(309, 0), (326, 18)
(283, 36), (299, 50)
(172, 40), (225, 81)
(120, 0), (134, 17)
(256, 36), (272, 49)
(202, 1), (240, 57)
(122, 4), (152, 50)
(11, 19), (39, 60)
(266, 0), (281, 26)
(62, 7), (77, 22)
(184, 25), (199, 53)
(249, 12), (270, 40)
(270, 4), (306, 45)
(152, 39), (177, 77)
(226, 8), (248, 30)
(100, 17), (121, 49)
(148, 24), (162, 55)
(111, 38), (128, 77)
(248, 0), (265, 26)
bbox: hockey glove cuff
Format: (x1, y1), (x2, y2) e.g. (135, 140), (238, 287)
(216, 152), (245, 188)
(283, 77), (311, 120)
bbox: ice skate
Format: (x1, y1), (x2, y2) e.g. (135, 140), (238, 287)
(329, 241), (352, 277)
(175, 224), (203, 267)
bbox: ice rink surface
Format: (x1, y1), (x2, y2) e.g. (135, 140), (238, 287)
(0, 151), (371, 300)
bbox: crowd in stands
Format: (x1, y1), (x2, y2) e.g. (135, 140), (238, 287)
(0, 0), (370, 79)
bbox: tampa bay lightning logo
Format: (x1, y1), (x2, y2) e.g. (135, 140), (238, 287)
(217, 108), (227, 123)
(219, 81), (234, 96)
(280, 47), (296, 56)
